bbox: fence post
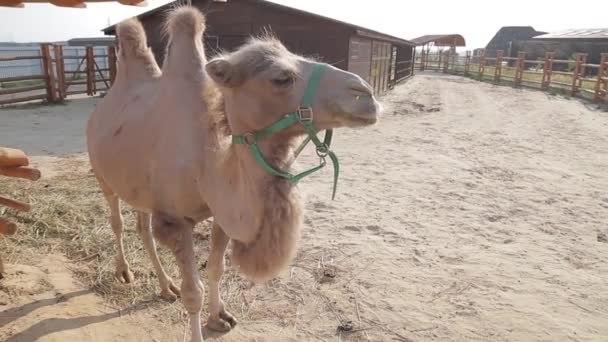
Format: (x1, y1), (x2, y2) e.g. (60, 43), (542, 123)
(465, 51), (471, 76)
(53, 45), (66, 100)
(85, 46), (95, 96)
(40, 43), (57, 102)
(571, 53), (586, 96)
(594, 53), (608, 102)
(478, 49), (486, 80)
(494, 50), (503, 82)
(108, 46), (117, 85)
(515, 51), (525, 86)
(542, 52), (554, 90)
(443, 51), (449, 73)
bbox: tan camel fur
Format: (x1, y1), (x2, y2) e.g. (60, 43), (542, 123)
(86, 6), (382, 341)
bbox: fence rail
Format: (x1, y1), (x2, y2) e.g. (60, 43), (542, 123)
(415, 49), (608, 103)
(0, 43), (117, 106)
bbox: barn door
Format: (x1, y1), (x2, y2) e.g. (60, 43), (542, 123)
(348, 36), (372, 83)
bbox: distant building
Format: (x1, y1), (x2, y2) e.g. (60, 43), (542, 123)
(513, 28), (608, 68)
(485, 27), (608, 70)
(485, 26), (546, 57)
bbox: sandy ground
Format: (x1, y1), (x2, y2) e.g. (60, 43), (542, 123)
(1, 73), (608, 341)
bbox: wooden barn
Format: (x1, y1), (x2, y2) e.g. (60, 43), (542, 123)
(102, 0), (416, 94)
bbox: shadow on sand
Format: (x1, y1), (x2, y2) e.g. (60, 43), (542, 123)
(0, 289), (159, 342)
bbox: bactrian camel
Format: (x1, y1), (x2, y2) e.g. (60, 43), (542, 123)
(86, 6), (382, 341)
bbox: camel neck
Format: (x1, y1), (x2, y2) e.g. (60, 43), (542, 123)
(203, 127), (302, 243)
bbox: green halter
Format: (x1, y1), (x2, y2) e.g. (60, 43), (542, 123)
(232, 64), (340, 199)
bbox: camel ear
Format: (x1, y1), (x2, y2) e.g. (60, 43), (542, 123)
(206, 59), (242, 87)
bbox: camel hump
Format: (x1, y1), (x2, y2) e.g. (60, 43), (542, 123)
(164, 6), (206, 39)
(116, 18), (149, 59)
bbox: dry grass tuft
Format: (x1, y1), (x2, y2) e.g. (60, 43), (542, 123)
(0, 160), (377, 339)
(0, 170), (194, 324)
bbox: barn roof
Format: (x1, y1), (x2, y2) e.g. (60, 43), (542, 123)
(101, 0), (415, 46)
(485, 26), (546, 52)
(0, 0), (145, 8)
(533, 28), (608, 40)
(411, 34), (466, 47)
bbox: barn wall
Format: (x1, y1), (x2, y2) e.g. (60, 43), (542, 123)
(124, 0), (414, 93)
(348, 36), (372, 82)
(137, 0), (352, 69)
(394, 44), (414, 82)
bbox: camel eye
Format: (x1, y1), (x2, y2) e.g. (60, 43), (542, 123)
(272, 75), (293, 87)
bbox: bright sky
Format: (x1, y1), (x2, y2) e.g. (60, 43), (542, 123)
(0, 0), (606, 49)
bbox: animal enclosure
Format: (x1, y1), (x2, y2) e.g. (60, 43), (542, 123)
(2, 74), (608, 341)
(0, 44), (116, 106)
(416, 49), (608, 103)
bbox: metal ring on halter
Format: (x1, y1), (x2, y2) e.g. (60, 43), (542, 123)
(316, 144), (329, 158)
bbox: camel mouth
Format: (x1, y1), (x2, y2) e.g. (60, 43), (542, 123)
(345, 98), (382, 127)
(325, 97), (382, 128)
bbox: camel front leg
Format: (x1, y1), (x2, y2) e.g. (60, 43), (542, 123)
(104, 192), (134, 283)
(206, 223), (237, 332)
(153, 214), (204, 342)
(136, 211), (180, 301)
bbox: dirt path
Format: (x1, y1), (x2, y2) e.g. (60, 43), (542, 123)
(1, 74), (608, 341)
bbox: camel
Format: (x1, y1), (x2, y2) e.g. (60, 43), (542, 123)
(86, 6), (382, 341)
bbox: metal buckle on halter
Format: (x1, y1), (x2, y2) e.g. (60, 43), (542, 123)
(242, 132), (256, 145)
(297, 107), (313, 122)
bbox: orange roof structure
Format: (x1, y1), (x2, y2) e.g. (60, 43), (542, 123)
(0, 0), (146, 8)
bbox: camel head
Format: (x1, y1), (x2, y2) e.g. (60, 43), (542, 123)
(205, 36), (382, 137)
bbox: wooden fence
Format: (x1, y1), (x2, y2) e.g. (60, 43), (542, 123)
(415, 49), (608, 103)
(0, 44), (117, 106)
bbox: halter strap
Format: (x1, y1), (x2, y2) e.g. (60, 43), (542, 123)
(232, 64), (340, 200)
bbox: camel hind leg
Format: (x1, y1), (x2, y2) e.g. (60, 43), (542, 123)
(152, 213), (204, 342)
(135, 211), (180, 301)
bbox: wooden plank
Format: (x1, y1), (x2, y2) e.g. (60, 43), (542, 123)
(552, 81), (574, 87)
(520, 79), (543, 85)
(65, 90), (88, 96)
(0, 55), (43, 61)
(0, 196), (30, 212)
(0, 75), (45, 82)
(86, 46), (95, 95)
(0, 148), (28, 167)
(0, 85), (46, 95)
(40, 43), (57, 102)
(65, 70), (88, 74)
(0, 166), (41, 181)
(0, 94), (47, 106)
(54, 44), (66, 100)
(93, 59), (110, 89)
(0, 217), (17, 236)
(108, 46), (117, 85)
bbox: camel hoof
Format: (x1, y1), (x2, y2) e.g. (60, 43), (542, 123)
(206, 317), (232, 332)
(160, 283), (180, 302)
(169, 282), (181, 297)
(115, 268), (134, 284)
(219, 310), (238, 328)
